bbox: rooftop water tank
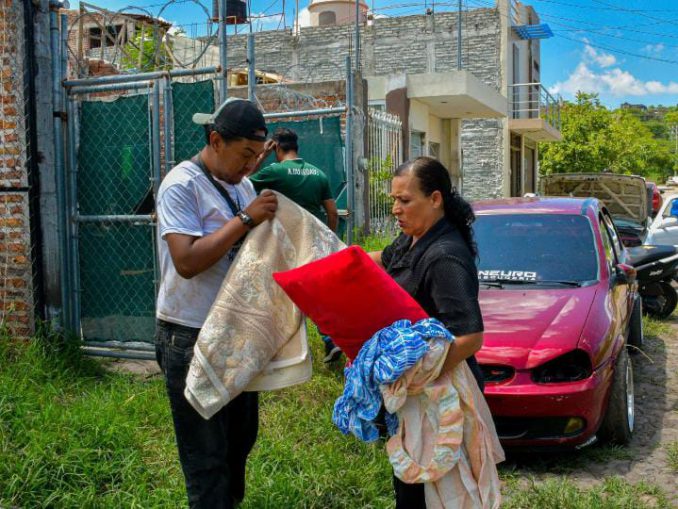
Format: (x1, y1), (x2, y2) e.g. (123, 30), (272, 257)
(213, 0), (248, 25)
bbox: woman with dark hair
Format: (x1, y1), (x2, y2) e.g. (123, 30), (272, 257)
(370, 156), (488, 508)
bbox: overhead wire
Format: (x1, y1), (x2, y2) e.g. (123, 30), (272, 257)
(467, 0), (678, 66)
(531, 0), (678, 14)
(590, 0), (678, 28)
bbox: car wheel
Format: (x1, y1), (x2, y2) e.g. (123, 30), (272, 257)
(657, 281), (677, 319)
(627, 297), (643, 353)
(598, 348), (634, 445)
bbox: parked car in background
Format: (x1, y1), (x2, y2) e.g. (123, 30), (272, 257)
(646, 182), (663, 218)
(540, 173), (649, 247)
(473, 197), (641, 449)
(645, 194), (678, 246)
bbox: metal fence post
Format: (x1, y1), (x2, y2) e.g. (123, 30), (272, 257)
(354, 0), (360, 71)
(345, 56), (354, 245)
(60, 13), (68, 110)
(66, 96), (81, 336)
(219, 0), (228, 102)
(163, 75), (174, 176)
(50, 3), (71, 330)
(151, 81), (162, 198)
(247, 33), (256, 102)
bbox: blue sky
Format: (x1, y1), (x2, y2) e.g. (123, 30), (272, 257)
(73, 0), (678, 108)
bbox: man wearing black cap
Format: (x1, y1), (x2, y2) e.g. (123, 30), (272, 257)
(154, 98), (277, 508)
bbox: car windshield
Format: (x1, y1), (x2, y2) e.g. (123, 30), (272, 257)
(474, 214), (598, 283)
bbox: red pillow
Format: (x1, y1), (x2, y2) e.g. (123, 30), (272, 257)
(272, 245), (428, 361)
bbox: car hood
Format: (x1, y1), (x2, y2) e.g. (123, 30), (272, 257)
(540, 173), (648, 226)
(477, 286), (598, 370)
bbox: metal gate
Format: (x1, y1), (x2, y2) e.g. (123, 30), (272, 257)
(367, 108), (403, 235)
(63, 68), (220, 359)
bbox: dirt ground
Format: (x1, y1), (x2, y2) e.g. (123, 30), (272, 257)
(501, 315), (678, 506)
(105, 316), (678, 505)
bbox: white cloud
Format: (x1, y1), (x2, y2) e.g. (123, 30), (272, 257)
(549, 41), (678, 99)
(550, 62), (678, 98)
(583, 45), (616, 68)
(642, 43), (665, 55)
(251, 12), (285, 31)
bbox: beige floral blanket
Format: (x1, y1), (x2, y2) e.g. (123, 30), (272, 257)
(184, 193), (345, 419)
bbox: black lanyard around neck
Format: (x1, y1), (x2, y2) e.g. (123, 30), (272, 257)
(192, 155), (241, 217)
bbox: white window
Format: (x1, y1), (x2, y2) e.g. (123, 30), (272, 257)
(410, 131), (425, 158)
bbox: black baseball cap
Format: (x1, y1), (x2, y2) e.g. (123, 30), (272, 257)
(192, 98), (267, 142)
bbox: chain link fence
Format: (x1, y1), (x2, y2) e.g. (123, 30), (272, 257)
(62, 69), (352, 357)
(171, 78), (216, 165)
(71, 88), (158, 348)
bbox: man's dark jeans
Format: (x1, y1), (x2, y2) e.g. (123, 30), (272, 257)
(155, 319), (259, 509)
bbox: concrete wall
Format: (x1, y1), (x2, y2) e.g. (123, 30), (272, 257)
(220, 8), (505, 199)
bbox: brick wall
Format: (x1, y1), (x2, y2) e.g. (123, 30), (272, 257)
(0, 0), (34, 337)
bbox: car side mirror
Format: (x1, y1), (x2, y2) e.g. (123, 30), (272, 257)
(662, 217), (678, 228)
(614, 263), (636, 285)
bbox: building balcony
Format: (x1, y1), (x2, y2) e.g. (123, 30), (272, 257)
(368, 71), (507, 120)
(508, 82), (562, 142)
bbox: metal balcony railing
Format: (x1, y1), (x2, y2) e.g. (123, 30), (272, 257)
(508, 82), (561, 132)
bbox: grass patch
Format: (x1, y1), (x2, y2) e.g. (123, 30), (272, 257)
(0, 328), (185, 508)
(355, 232), (394, 252)
(666, 441), (678, 474)
(502, 476), (672, 509)
(1, 323), (671, 507)
(0, 326), (393, 508)
(643, 315), (671, 341)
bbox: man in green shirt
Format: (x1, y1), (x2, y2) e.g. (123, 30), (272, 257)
(251, 127), (342, 363)
(250, 128), (339, 232)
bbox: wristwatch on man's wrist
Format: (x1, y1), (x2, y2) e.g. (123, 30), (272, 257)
(237, 210), (255, 228)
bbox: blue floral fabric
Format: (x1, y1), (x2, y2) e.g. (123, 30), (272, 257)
(332, 318), (454, 442)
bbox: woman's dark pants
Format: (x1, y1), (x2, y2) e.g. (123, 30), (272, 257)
(155, 319), (259, 509)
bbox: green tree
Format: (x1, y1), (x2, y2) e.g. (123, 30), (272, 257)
(121, 26), (171, 72)
(539, 92), (673, 182)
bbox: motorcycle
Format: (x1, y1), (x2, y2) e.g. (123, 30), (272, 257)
(627, 245), (678, 319)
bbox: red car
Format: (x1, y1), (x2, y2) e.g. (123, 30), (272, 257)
(647, 181), (663, 218)
(473, 197), (642, 449)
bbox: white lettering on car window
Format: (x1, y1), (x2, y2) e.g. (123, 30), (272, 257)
(478, 270), (538, 281)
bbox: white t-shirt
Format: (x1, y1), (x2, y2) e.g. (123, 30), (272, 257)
(155, 161), (257, 328)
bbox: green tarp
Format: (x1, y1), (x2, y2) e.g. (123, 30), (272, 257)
(172, 80), (215, 165)
(77, 94), (155, 342)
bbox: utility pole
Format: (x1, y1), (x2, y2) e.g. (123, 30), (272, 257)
(457, 0), (462, 70)
(218, 0), (227, 102)
(355, 0), (361, 71)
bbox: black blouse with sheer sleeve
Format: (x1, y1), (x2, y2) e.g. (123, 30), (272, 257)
(381, 218), (485, 389)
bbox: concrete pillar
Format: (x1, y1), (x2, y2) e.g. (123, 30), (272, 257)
(35, 0), (61, 322)
(384, 73), (409, 160)
(352, 72), (368, 231)
(440, 119), (452, 172)
(449, 119), (462, 192)
(497, 0), (512, 198)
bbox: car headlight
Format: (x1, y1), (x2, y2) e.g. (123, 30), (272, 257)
(532, 350), (593, 384)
